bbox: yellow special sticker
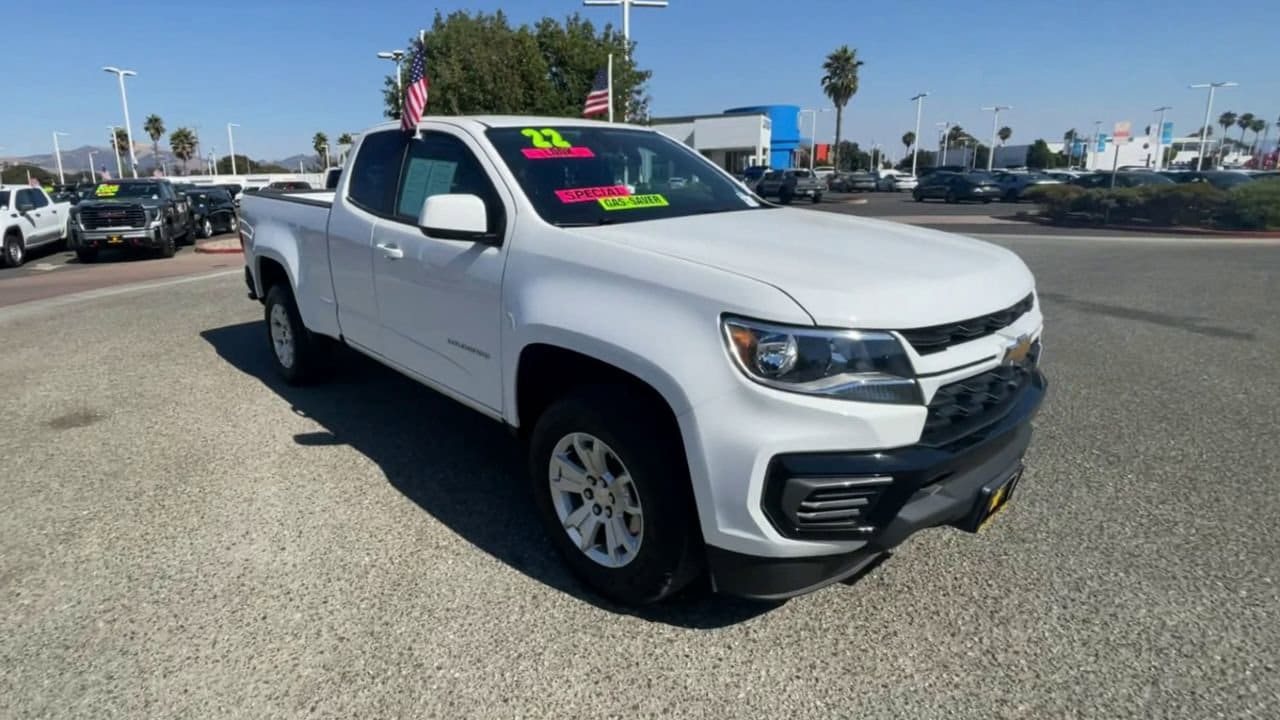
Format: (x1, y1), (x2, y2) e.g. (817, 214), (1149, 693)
(598, 194), (669, 211)
(95, 184), (120, 197)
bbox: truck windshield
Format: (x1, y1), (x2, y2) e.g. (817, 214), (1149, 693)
(485, 126), (767, 226)
(89, 183), (162, 199)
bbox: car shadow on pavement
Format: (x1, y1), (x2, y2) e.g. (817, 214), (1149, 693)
(201, 322), (778, 629)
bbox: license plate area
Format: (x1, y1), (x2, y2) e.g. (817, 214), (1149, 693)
(107, 235), (124, 244)
(959, 466), (1022, 532)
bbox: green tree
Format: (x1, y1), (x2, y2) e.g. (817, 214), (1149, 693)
(1252, 118), (1269, 159)
(820, 45), (864, 170)
(998, 126), (1012, 145)
(337, 132), (354, 146)
(168, 127), (196, 175)
(1236, 112), (1255, 149)
(947, 125), (972, 144)
(143, 114), (165, 173)
(834, 140), (867, 170)
(215, 155), (255, 174)
(110, 127), (131, 172)
(901, 131), (915, 155)
(381, 11), (648, 122)
(1025, 139), (1058, 168)
(313, 132), (329, 168)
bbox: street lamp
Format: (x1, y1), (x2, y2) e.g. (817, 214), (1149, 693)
(87, 151), (98, 182)
(227, 123), (241, 175)
(103, 66), (139, 178)
(981, 105), (1012, 171)
(52, 131), (69, 184)
(376, 50), (406, 95)
(582, 0), (668, 52)
(1190, 82), (1237, 170)
(107, 125), (124, 178)
(1151, 106), (1172, 170)
(910, 92), (928, 177)
(798, 108), (831, 171)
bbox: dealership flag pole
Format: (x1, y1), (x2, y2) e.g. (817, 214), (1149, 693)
(607, 53), (614, 123)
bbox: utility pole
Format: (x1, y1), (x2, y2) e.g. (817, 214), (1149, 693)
(87, 151), (97, 182)
(52, 131), (69, 184)
(1190, 82), (1237, 171)
(107, 125), (124, 178)
(981, 105), (1011, 171)
(937, 121), (951, 165)
(910, 92), (928, 177)
(103, 66), (139, 177)
(227, 123), (241, 175)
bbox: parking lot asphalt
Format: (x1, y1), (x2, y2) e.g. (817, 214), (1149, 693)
(1, 234), (1278, 718)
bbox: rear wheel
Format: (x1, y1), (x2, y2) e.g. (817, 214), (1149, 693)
(157, 227), (176, 258)
(811, 193), (823, 204)
(913, 190), (924, 202)
(199, 218), (213, 239)
(2, 233), (25, 268)
(529, 387), (702, 605)
(227, 215), (239, 234)
(264, 284), (325, 385)
(945, 190), (958, 204)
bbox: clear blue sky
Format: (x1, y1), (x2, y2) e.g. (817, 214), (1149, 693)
(5, 0), (1279, 161)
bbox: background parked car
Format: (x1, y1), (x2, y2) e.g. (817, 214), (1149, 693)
(890, 174), (919, 192)
(186, 188), (240, 238)
(1159, 171), (1253, 190)
(992, 171), (1062, 202)
(1071, 172), (1175, 189)
(828, 171), (876, 192)
(755, 169), (824, 203)
(912, 171), (1001, 203)
(1, 185), (71, 267)
(265, 180), (313, 191)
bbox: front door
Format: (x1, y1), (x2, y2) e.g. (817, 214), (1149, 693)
(15, 190), (47, 244)
(370, 128), (510, 413)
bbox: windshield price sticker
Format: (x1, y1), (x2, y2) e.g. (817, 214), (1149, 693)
(598, 194), (669, 211)
(95, 184), (120, 197)
(555, 185), (631, 203)
(520, 127), (595, 159)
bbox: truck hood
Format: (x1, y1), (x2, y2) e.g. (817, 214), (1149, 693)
(569, 208), (1034, 328)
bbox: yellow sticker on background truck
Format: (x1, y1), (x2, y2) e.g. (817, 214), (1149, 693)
(95, 184), (120, 197)
(598, 194), (668, 211)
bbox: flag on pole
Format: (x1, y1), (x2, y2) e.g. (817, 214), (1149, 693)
(400, 41), (429, 132)
(582, 65), (611, 118)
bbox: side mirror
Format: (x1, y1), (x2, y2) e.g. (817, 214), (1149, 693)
(418, 193), (491, 241)
(17, 202), (34, 213)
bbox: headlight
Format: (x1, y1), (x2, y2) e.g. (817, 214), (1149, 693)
(722, 317), (919, 404)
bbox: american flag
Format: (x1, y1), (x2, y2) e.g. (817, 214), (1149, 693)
(582, 68), (610, 117)
(401, 44), (429, 131)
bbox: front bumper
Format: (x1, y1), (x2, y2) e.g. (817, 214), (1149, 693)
(705, 369), (1046, 600)
(72, 226), (162, 250)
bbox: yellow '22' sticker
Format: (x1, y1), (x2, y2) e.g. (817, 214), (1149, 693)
(598, 194), (669, 211)
(521, 128), (572, 149)
(95, 184), (120, 197)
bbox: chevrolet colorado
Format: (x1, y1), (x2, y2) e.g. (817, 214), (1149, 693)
(240, 117), (1046, 604)
(1, 185), (70, 267)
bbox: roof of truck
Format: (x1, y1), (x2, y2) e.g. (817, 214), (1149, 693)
(364, 115), (650, 133)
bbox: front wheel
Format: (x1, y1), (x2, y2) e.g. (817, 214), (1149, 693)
(913, 191), (924, 202)
(529, 387), (703, 605)
(811, 193), (823, 204)
(157, 228), (176, 258)
(945, 190), (958, 204)
(199, 218), (213, 239)
(2, 233), (25, 268)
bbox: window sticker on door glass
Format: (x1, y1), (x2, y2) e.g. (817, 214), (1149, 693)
(598, 194), (668, 211)
(555, 185), (631, 204)
(520, 127), (595, 159)
(397, 158), (458, 217)
(95, 184), (120, 197)
(735, 191), (760, 208)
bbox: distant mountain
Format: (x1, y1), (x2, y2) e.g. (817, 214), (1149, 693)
(1, 145), (315, 175)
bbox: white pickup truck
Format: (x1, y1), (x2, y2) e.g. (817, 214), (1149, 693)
(240, 116), (1046, 604)
(1, 185), (71, 267)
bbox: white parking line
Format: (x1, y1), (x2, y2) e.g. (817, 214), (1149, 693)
(28, 262), (64, 272)
(0, 269), (240, 325)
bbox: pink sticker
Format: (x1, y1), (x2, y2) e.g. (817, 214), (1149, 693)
(554, 185), (632, 203)
(521, 147), (596, 159)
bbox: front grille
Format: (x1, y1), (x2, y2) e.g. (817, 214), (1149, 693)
(899, 294), (1035, 355)
(921, 346), (1039, 448)
(79, 205), (146, 229)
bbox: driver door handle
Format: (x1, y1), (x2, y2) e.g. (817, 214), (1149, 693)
(376, 241), (404, 260)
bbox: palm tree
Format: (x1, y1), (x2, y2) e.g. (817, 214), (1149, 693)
(169, 127), (196, 175)
(112, 127), (131, 170)
(947, 125), (971, 144)
(143, 114), (165, 174)
(997, 126), (1012, 145)
(901, 131), (915, 156)
(337, 132), (354, 146)
(1249, 117), (1266, 158)
(820, 45), (864, 170)
(313, 131), (329, 168)
(1236, 112), (1255, 150)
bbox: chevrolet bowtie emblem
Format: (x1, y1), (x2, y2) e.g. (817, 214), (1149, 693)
(1001, 334), (1033, 366)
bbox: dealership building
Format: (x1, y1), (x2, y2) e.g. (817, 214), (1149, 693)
(648, 104), (806, 172)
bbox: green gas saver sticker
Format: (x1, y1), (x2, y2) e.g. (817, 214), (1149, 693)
(598, 194), (669, 211)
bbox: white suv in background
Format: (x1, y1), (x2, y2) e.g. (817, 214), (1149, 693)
(0, 185), (70, 267)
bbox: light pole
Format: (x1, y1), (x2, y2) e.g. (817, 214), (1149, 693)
(981, 105), (1011, 171)
(1191, 82), (1237, 171)
(937, 121), (951, 165)
(107, 125), (124, 178)
(910, 93), (927, 176)
(583, 0), (668, 51)
(1088, 120), (1102, 171)
(227, 123), (241, 175)
(1151, 106), (1172, 170)
(798, 108), (831, 171)
(376, 50), (405, 95)
(87, 151), (98, 182)
(103, 66), (139, 178)
(52, 131), (69, 184)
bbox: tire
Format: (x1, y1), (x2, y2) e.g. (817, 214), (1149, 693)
(157, 227), (176, 258)
(75, 248), (98, 263)
(2, 233), (24, 268)
(811, 193), (822, 204)
(529, 386), (703, 605)
(263, 284), (324, 385)
(1002, 190), (1018, 203)
(778, 190), (794, 205)
(913, 191), (924, 202)
(945, 190), (958, 204)
(199, 218), (213, 239)
(227, 215), (239, 234)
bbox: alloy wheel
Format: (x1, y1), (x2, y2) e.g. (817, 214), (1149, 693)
(269, 303), (295, 369)
(548, 432), (643, 568)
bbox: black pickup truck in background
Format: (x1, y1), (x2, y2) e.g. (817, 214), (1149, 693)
(69, 179), (195, 262)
